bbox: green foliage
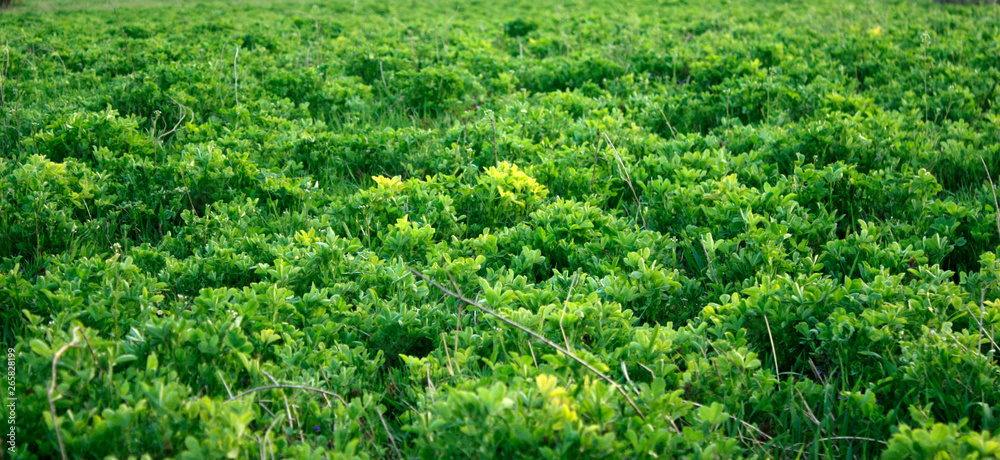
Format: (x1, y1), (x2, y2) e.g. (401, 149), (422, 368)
(3, 0), (1000, 458)
(883, 415), (1000, 460)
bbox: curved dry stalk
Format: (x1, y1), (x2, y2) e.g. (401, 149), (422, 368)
(407, 266), (647, 421)
(217, 370), (233, 397)
(656, 105), (679, 138)
(440, 332), (456, 378)
(621, 362), (640, 395)
(253, 433), (265, 460)
(982, 156), (1000, 238)
(793, 436), (886, 446)
(1, 41), (9, 108)
(969, 282), (999, 353)
(601, 132), (646, 229)
(233, 46), (240, 106)
(410, 267), (781, 445)
(157, 95), (193, 143)
(261, 413), (285, 460)
(489, 110), (500, 164)
(106, 0), (135, 73)
(686, 400), (772, 442)
(559, 272), (579, 352)
(763, 312), (780, 380)
(219, 370), (277, 417)
(227, 384), (347, 406)
(48, 327), (87, 460)
(77, 327), (101, 370)
(261, 370), (296, 437)
(377, 407), (402, 460)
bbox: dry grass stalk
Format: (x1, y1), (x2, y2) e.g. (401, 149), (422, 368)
(407, 266), (647, 420)
(47, 327), (93, 460)
(377, 408), (403, 460)
(227, 384), (347, 405)
(234, 46), (240, 105)
(601, 132), (646, 228)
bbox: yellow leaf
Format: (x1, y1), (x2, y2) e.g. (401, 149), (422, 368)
(536, 374), (557, 395)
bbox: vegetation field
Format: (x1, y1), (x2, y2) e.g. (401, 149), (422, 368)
(2, 0), (1000, 458)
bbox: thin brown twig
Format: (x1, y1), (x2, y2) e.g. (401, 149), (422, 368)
(407, 266), (647, 421)
(638, 362), (656, 380)
(446, 270), (465, 331)
(426, 365), (438, 401)
(180, 172), (198, 216)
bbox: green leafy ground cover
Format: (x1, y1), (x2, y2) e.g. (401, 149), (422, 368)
(2, 0), (1000, 457)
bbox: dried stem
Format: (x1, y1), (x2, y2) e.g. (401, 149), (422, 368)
(982, 156), (1000, 238)
(262, 370), (295, 435)
(763, 312), (780, 380)
(656, 105), (678, 138)
(217, 370), (233, 396)
(48, 327), (87, 460)
(621, 362), (640, 395)
(407, 266), (647, 421)
(971, 282), (999, 353)
(377, 407), (402, 460)
(107, 0), (135, 74)
(409, 266), (778, 444)
(262, 413), (285, 460)
(601, 132), (646, 228)
(1, 41), (8, 108)
(440, 332), (456, 377)
(374, 95), (404, 126)
(489, 110), (500, 164)
(559, 272), (579, 352)
(686, 400), (772, 442)
(233, 46), (240, 106)
(227, 384), (347, 406)
(794, 436), (886, 446)
(379, 60), (388, 91)
(157, 95), (193, 143)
